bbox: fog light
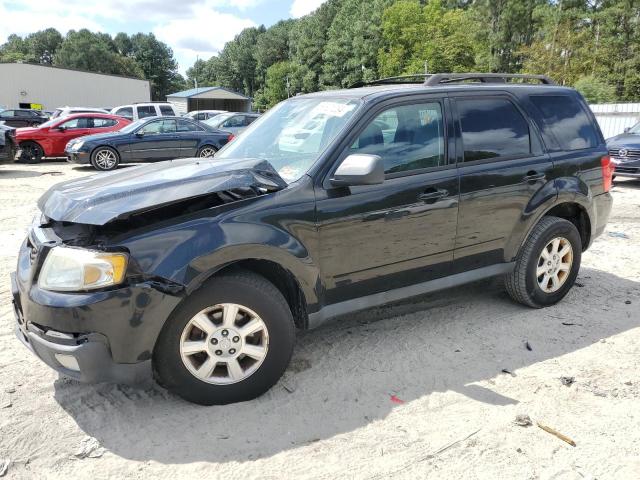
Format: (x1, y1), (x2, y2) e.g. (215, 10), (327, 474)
(54, 354), (80, 371)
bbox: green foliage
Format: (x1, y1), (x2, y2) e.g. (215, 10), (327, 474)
(378, 0), (478, 77)
(54, 30), (143, 78)
(574, 75), (616, 104)
(4, 0), (640, 106)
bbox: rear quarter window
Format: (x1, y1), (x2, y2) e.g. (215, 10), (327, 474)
(160, 105), (175, 116)
(529, 95), (600, 151)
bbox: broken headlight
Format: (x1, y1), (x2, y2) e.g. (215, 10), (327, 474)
(38, 247), (128, 291)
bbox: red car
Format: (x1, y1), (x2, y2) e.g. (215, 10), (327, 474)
(16, 113), (131, 163)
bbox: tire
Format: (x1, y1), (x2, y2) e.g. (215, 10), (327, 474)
(153, 270), (295, 405)
(505, 216), (582, 308)
(197, 145), (218, 158)
(90, 146), (120, 171)
(19, 141), (44, 164)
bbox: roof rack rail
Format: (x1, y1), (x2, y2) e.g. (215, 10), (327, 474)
(424, 73), (556, 85)
(349, 74), (431, 88)
(349, 72), (556, 89)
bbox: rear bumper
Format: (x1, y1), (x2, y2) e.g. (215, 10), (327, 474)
(592, 191), (613, 242)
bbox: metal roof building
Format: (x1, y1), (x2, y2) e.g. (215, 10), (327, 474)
(0, 62), (150, 111)
(166, 86), (252, 114)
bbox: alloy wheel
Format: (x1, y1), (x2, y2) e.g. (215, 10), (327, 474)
(199, 147), (216, 158)
(95, 149), (117, 169)
(536, 236), (574, 293)
(179, 303), (269, 385)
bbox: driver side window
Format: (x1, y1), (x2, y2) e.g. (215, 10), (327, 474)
(349, 102), (446, 175)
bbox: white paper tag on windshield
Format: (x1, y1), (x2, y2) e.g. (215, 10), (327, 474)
(310, 102), (355, 118)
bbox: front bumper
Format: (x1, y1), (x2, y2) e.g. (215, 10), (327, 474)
(612, 158), (640, 178)
(12, 225), (182, 384)
(65, 150), (90, 164)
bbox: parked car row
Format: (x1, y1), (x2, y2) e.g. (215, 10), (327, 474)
(2, 101), (260, 170)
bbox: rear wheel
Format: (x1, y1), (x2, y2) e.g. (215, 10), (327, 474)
(505, 216), (582, 308)
(153, 270), (295, 405)
(19, 141), (44, 164)
(197, 145), (217, 158)
(90, 146), (120, 171)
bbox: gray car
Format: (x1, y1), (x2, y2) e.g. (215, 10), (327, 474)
(607, 122), (640, 179)
(203, 112), (260, 136)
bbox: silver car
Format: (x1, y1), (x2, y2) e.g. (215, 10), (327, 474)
(204, 112), (260, 136)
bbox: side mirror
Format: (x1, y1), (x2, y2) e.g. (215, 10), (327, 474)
(56, 126), (66, 131)
(135, 131), (145, 138)
(330, 154), (384, 187)
(624, 127), (631, 133)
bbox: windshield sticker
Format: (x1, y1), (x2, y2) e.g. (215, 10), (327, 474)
(310, 102), (355, 118)
(278, 165), (302, 182)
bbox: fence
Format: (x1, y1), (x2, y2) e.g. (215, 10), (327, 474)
(589, 103), (640, 139)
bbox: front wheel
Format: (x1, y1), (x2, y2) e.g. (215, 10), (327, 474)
(19, 141), (44, 164)
(153, 271), (295, 405)
(505, 216), (582, 308)
(90, 146), (120, 171)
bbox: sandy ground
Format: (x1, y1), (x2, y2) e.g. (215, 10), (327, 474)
(0, 161), (639, 480)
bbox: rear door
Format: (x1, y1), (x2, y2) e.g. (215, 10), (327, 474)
(315, 96), (459, 305)
(128, 119), (181, 161)
(176, 119), (207, 157)
(451, 93), (554, 271)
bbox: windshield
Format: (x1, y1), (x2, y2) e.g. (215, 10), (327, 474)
(629, 122), (640, 134)
(119, 118), (148, 133)
(204, 113), (233, 128)
(216, 97), (361, 182)
(38, 118), (61, 128)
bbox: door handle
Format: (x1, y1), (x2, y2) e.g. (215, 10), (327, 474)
(523, 171), (546, 183)
(418, 188), (448, 204)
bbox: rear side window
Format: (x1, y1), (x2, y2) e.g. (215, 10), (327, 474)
(160, 105), (174, 116)
(137, 106), (156, 118)
(246, 115), (258, 125)
(93, 118), (117, 128)
(529, 95), (599, 151)
(177, 119), (203, 132)
(115, 107), (133, 119)
(458, 97), (531, 162)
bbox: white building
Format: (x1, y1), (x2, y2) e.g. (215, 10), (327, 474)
(167, 86), (252, 115)
(0, 62), (151, 111)
(590, 103), (640, 139)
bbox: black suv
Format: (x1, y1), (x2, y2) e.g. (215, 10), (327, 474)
(11, 73), (613, 405)
(0, 109), (49, 128)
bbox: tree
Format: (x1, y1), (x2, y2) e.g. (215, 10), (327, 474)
(321, 0), (394, 88)
(574, 75), (616, 103)
(127, 33), (183, 99)
(25, 28), (63, 64)
(54, 30), (143, 78)
(378, 0), (479, 77)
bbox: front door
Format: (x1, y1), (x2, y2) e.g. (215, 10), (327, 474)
(315, 98), (459, 305)
(49, 117), (92, 155)
(128, 119), (181, 161)
(451, 94), (554, 272)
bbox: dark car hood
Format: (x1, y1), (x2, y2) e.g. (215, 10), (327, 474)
(606, 133), (640, 148)
(38, 158), (288, 225)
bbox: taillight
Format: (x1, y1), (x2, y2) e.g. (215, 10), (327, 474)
(601, 155), (615, 192)
(227, 134), (235, 142)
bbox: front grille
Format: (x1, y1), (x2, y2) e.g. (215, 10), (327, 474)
(615, 166), (640, 174)
(609, 148), (640, 161)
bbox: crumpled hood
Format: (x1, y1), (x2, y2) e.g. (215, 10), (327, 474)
(38, 158), (288, 225)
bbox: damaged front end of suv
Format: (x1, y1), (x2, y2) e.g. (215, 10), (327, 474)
(11, 158), (288, 384)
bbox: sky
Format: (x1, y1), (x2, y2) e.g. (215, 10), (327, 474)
(0, 0), (327, 74)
